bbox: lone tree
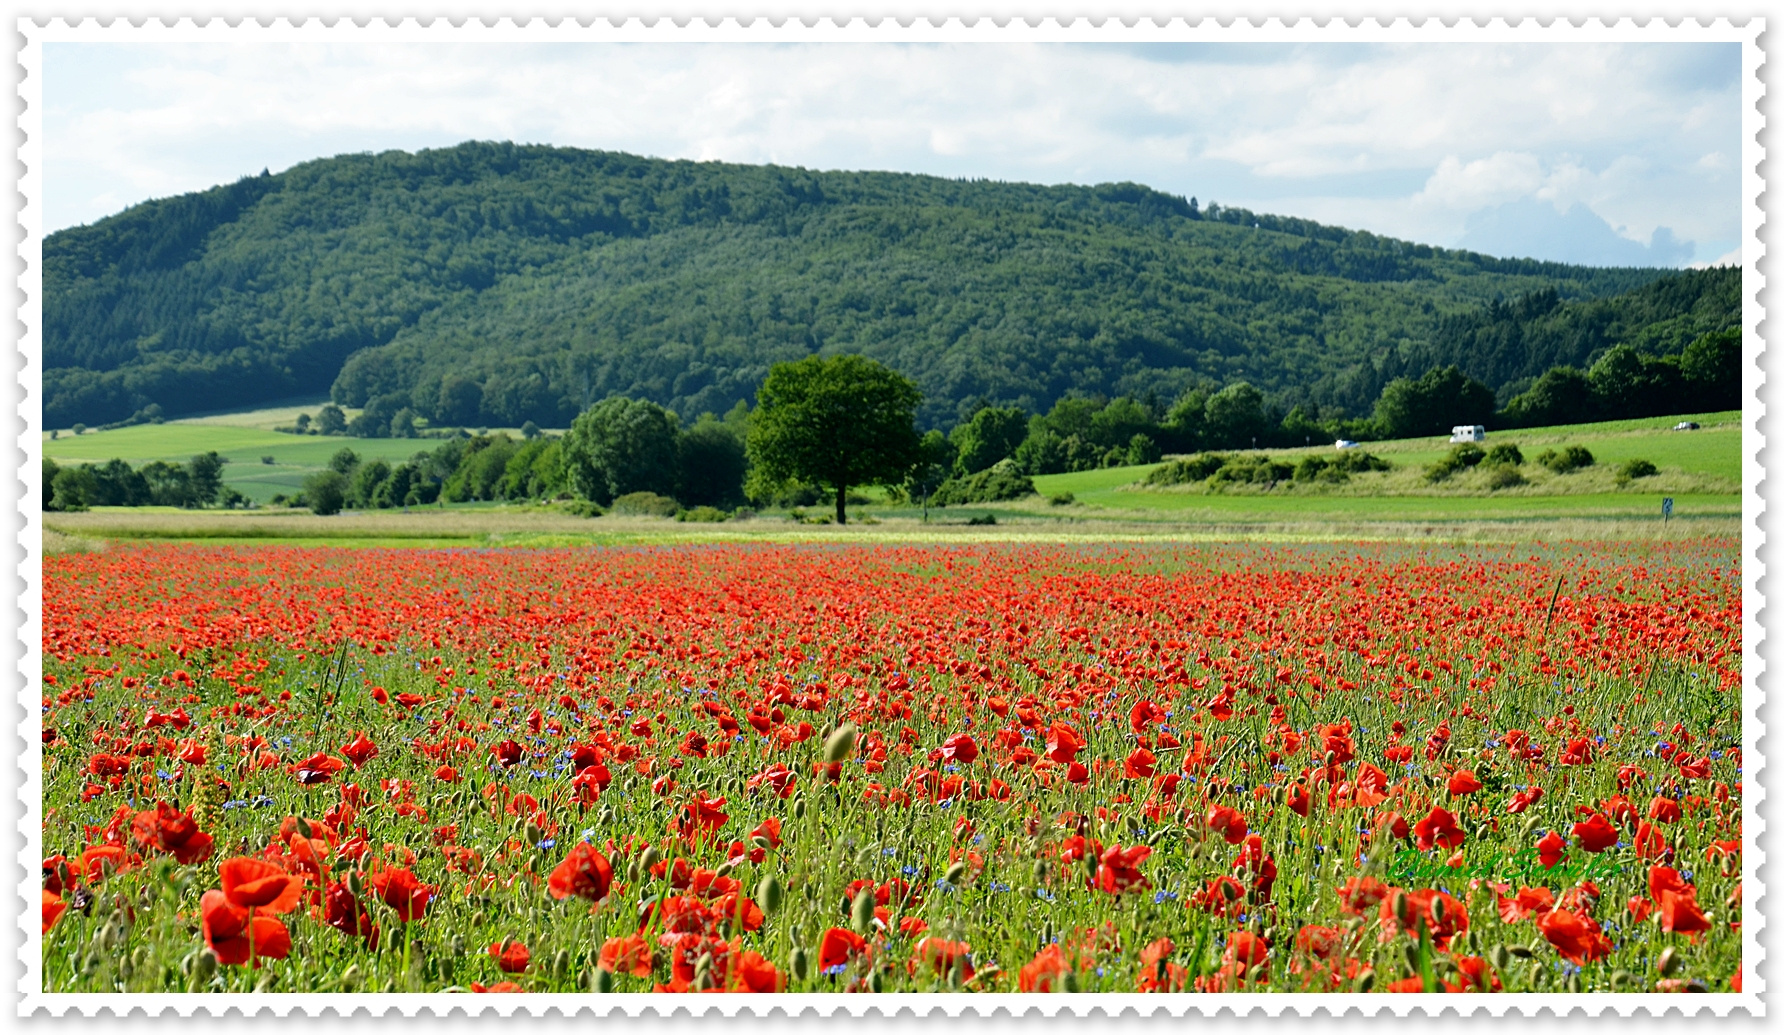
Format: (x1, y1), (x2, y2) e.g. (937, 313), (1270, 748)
(748, 354), (921, 525)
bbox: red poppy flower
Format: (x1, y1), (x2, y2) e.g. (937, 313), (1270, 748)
(218, 856), (303, 914)
(910, 937), (975, 980)
(1537, 908), (1612, 965)
(1660, 889), (1712, 937)
(1648, 795), (1682, 823)
(1045, 723), (1083, 764)
(1206, 804), (1248, 845)
(340, 731), (378, 767)
(1095, 844), (1152, 894)
(599, 934), (654, 978)
(1018, 943), (1071, 992)
(1571, 813), (1619, 853)
(1413, 805), (1465, 851)
(818, 926), (870, 971)
(1123, 747), (1157, 779)
(369, 866), (433, 921)
(130, 801), (215, 865)
(1496, 886), (1555, 923)
(42, 890), (66, 934)
(1633, 820), (1669, 860)
(728, 949), (785, 992)
(490, 940), (531, 973)
(1338, 876), (1390, 915)
(1446, 769), (1482, 796)
(1536, 830), (1567, 869)
(320, 882), (378, 948)
(200, 889), (292, 967)
(547, 842), (614, 903)
(939, 733), (979, 764)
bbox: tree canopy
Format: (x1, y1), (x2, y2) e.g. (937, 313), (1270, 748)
(746, 354), (921, 524)
(45, 141), (1684, 432)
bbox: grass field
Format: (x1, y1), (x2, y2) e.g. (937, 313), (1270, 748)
(42, 406), (1743, 544)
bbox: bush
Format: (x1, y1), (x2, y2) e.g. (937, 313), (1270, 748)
(1616, 458), (1659, 485)
(611, 491), (680, 516)
(677, 505), (730, 523)
(1425, 443), (1488, 482)
(1048, 492), (1075, 506)
(563, 499), (604, 518)
(1333, 450), (1391, 474)
(1144, 453), (1229, 486)
(1293, 456), (1333, 482)
(1207, 455), (1293, 489)
(261, 455), (277, 465)
(931, 462), (1036, 505)
(1537, 445), (1596, 473)
(1485, 443), (1524, 466)
(1483, 464), (1527, 490)
(967, 514), (997, 526)
(303, 470), (348, 515)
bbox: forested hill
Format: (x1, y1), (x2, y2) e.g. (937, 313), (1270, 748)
(46, 140), (1689, 430)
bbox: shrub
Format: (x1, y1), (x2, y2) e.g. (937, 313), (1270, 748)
(731, 506), (757, 521)
(563, 499), (604, 518)
(1048, 492), (1076, 506)
(261, 455), (277, 465)
(1537, 445), (1596, 473)
(1616, 458), (1659, 486)
(1483, 464), (1527, 490)
(1144, 454), (1230, 486)
(677, 505), (730, 523)
(1293, 456), (1333, 482)
(931, 462), (1036, 505)
(1332, 450), (1392, 475)
(302, 470), (347, 515)
(1425, 443), (1487, 482)
(1207, 456), (1293, 489)
(967, 514), (997, 526)
(611, 491), (680, 517)
(1485, 443), (1524, 466)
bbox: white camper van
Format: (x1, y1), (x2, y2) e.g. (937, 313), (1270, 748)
(1449, 425), (1486, 443)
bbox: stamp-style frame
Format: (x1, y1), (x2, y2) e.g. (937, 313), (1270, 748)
(13, 13), (1767, 1017)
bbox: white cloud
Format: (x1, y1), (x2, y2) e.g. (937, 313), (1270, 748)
(42, 40), (1742, 266)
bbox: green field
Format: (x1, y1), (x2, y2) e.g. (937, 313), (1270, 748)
(1033, 409), (1742, 517)
(42, 405), (1744, 544)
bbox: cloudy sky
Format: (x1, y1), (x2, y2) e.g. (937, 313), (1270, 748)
(42, 41), (1743, 267)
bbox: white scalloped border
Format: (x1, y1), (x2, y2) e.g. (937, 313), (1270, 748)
(12, 12), (1767, 1018)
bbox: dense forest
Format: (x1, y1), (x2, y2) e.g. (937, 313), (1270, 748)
(46, 140), (1706, 431)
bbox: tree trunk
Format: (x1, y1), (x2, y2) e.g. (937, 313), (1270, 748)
(835, 482), (848, 525)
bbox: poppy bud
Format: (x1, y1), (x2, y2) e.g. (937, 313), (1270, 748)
(1402, 943), (1420, 970)
(944, 861), (969, 885)
(1508, 944), (1532, 959)
(347, 871), (364, 897)
(639, 846), (661, 873)
(1390, 890), (1410, 924)
(1657, 946), (1682, 975)
(1489, 945), (1510, 971)
(750, 835), (773, 850)
(1721, 853), (1739, 878)
(790, 945), (810, 981)
(757, 874), (784, 915)
(823, 724), (858, 764)
(1352, 968), (1375, 992)
(193, 949), (218, 982)
(1084, 852), (1099, 882)
(337, 964), (360, 992)
(1611, 970), (1634, 990)
(1032, 859), (1049, 883)
(1431, 896), (1448, 924)
(869, 969), (885, 992)
(1063, 971), (1081, 993)
(592, 966), (614, 993)
(850, 888), (876, 934)
(793, 798), (808, 820)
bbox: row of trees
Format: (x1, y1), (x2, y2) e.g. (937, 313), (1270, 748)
(48, 326), (1740, 521)
(43, 452), (238, 511)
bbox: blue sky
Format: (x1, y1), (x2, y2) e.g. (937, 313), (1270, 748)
(42, 41), (1743, 267)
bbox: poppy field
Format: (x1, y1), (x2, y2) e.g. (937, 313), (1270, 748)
(38, 540), (1746, 996)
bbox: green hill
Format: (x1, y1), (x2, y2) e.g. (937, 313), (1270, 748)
(46, 141), (1705, 431)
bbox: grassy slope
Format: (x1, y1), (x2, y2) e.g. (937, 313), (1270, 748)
(1031, 409), (1742, 523)
(43, 405), (1744, 543)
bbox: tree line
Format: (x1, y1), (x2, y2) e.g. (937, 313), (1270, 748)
(44, 320), (1739, 522)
